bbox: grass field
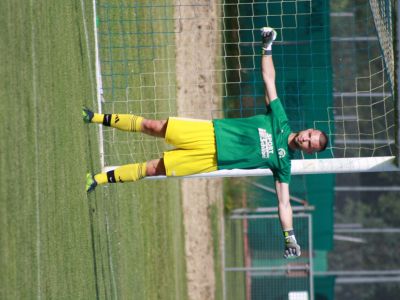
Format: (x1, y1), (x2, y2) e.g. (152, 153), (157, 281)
(0, 1), (188, 299)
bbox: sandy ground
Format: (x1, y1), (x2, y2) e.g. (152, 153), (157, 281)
(175, 1), (222, 299)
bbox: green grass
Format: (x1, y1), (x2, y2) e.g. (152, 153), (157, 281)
(224, 219), (246, 300)
(209, 203), (223, 300)
(0, 1), (187, 299)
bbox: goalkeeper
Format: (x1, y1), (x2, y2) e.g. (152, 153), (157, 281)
(84, 27), (328, 258)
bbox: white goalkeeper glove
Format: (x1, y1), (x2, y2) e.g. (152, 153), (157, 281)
(260, 27), (277, 52)
(283, 230), (301, 259)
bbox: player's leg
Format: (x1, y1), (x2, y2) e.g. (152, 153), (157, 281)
(86, 158), (165, 192)
(82, 107), (167, 137)
(82, 107), (144, 132)
(141, 119), (167, 138)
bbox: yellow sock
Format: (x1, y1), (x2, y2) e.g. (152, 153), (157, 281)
(94, 163), (147, 185)
(92, 113), (143, 132)
(92, 113), (104, 123)
(94, 173), (108, 185)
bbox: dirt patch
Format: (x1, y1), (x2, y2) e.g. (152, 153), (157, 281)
(175, 1), (222, 300)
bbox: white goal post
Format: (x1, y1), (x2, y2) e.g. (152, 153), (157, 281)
(103, 156), (399, 179)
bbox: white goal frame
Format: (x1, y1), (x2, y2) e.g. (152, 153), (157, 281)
(102, 156), (399, 179)
(92, 0), (400, 179)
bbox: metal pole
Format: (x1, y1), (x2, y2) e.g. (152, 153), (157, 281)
(333, 139), (395, 145)
(397, 0), (400, 168)
(232, 206), (315, 215)
(333, 92), (391, 97)
(334, 223), (362, 229)
(308, 214), (314, 300)
(226, 265), (310, 272)
(230, 214), (279, 220)
(230, 213), (310, 220)
(331, 36), (378, 41)
(244, 180), (308, 205)
(315, 270), (400, 276)
(335, 186), (400, 192)
(335, 228), (400, 233)
(333, 234), (366, 243)
(330, 12), (354, 17)
(336, 276), (400, 284)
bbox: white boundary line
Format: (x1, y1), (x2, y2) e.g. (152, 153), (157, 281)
(81, 1), (118, 293)
(221, 209), (226, 300)
(30, 0), (41, 298)
(91, 0), (105, 170)
(105, 214), (118, 299)
(308, 214), (314, 300)
(80, 0), (105, 170)
(80, 0), (95, 106)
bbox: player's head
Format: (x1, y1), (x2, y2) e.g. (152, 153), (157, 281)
(294, 129), (328, 154)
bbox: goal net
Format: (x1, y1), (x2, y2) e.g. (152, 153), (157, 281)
(92, 1), (398, 299)
(327, 0), (396, 161)
(93, 0), (398, 175)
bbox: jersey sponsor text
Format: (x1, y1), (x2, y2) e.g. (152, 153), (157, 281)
(258, 128), (274, 158)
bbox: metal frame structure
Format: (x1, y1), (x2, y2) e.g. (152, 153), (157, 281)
(223, 213), (314, 300)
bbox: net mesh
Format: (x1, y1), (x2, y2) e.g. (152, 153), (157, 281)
(95, 0), (396, 167)
(96, 1), (178, 165)
(94, 0), (396, 298)
(369, 0), (394, 87)
(325, 0), (396, 158)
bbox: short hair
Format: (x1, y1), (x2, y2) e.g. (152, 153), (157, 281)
(318, 131), (328, 152)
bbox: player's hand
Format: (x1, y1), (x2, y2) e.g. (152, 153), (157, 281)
(284, 235), (301, 259)
(260, 27), (277, 50)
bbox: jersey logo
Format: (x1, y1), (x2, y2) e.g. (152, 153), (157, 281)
(278, 148), (286, 159)
(258, 128), (274, 158)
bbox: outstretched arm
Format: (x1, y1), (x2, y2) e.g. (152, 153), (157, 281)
(262, 55), (278, 105)
(260, 27), (278, 106)
(275, 181), (293, 230)
(275, 181), (301, 259)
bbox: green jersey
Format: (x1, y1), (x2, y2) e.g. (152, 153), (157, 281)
(213, 98), (294, 183)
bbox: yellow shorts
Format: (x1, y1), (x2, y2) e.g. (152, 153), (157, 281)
(163, 117), (218, 176)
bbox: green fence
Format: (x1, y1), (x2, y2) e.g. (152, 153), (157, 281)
(225, 214), (313, 300)
(222, 0), (334, 299)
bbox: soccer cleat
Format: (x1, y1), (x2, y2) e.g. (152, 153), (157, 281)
(260, 27), (277, 50)
(86, 173), (98, 193)
(82, 106), (94, 123)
